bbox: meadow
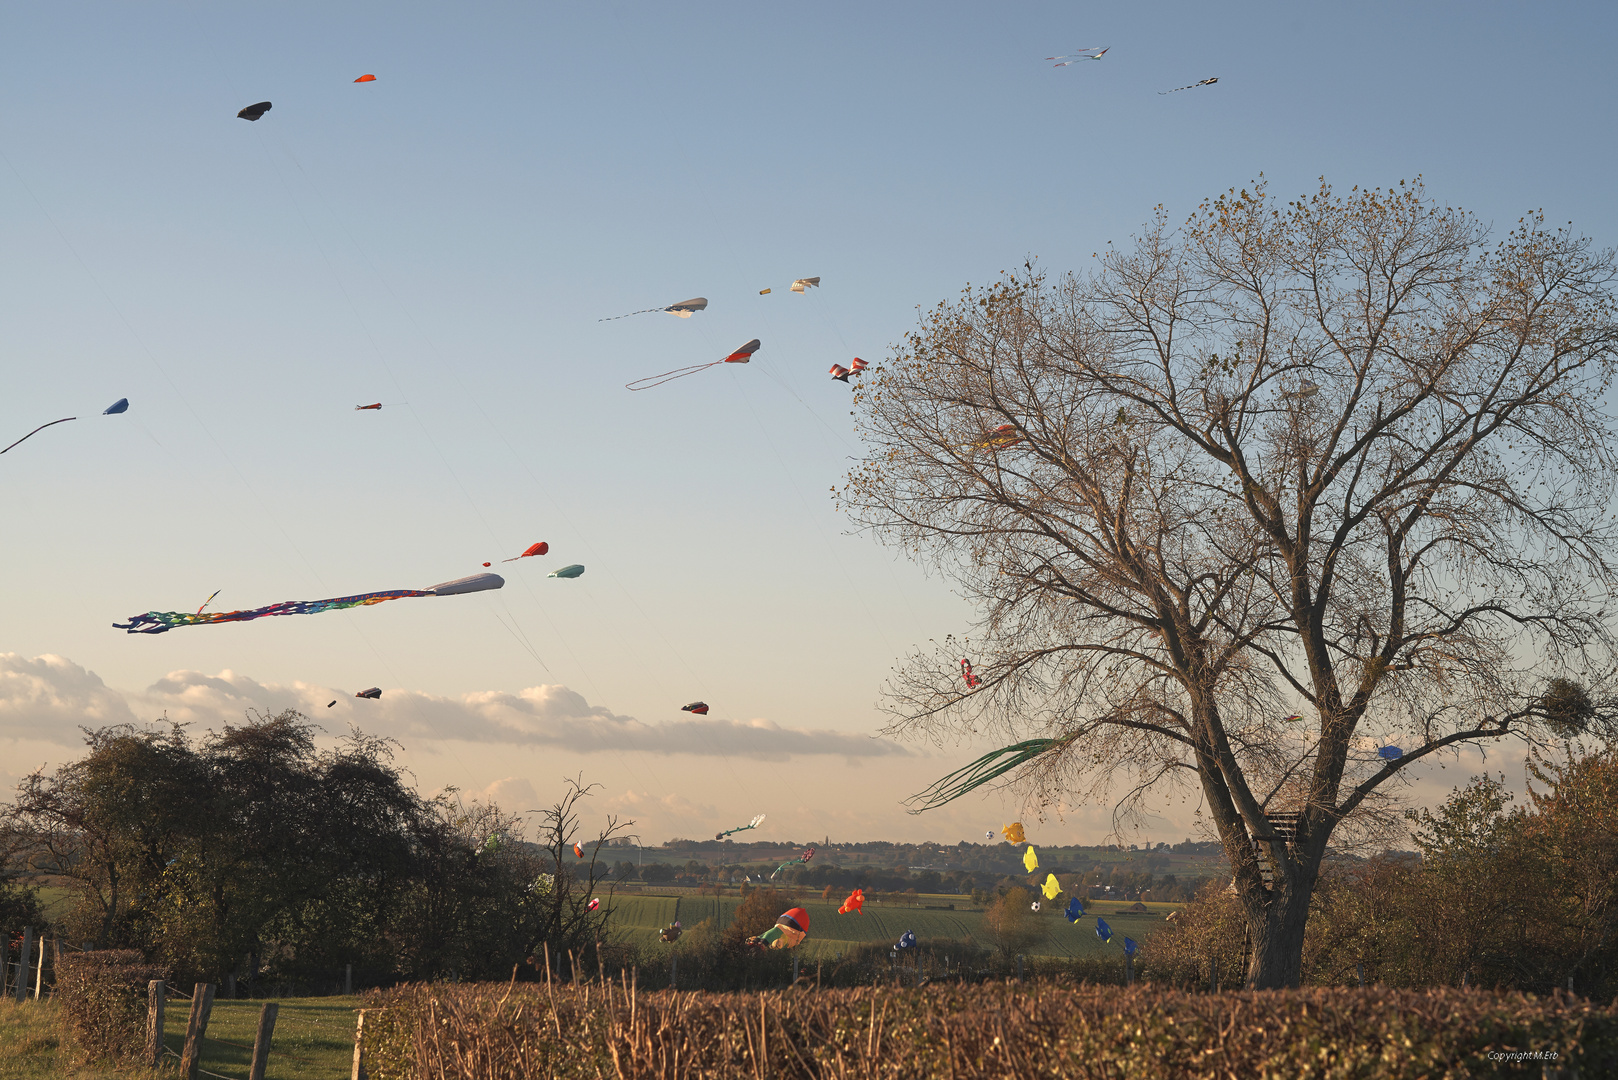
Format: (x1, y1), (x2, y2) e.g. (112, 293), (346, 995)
(603, 890), (1174, 960)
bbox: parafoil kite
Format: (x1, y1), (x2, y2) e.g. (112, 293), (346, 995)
(659, 921), (683, 942)
(790, 277), (820, 293)
(627, 338), (761, 391)
(1160, 77), (1218, 94)
(237, 101), (272, 121)
(683, 702), (710, 716)
(355, 687), (381, 699)
(1041, 874), (1062, 900)
(573, 843), (585, 858)
(1001, 822), (1026, 845)
(1096, 917), (1112, 943)
(587, 897), (601, 911)
(548, 564), (585, 579)
(750, 907), (809, 950)
(112, 572), (505, 634)
(828, 358), (868, 383)
(504, 542), (549, 562)
(715, 813), (764, 841)
(1064, 897), (1085, 923)
(354, 74), (376, 83)
(1378, 746), (1404, 760)
(771, 845), (815, 880)
(838, 888), (865, 915)
(959, 659), (981, 688)
(908, 741), (1065, 813)
(4, 398), (129, 456)
(1047, 47), (1109, 66)
(601, 297), (709, 322)
(1023, 846), (1039, 873)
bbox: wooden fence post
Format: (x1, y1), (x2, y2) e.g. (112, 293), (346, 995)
(350, 1008), (368, 1080)
(179, 982), (216, 1080)
(13, 928), (32, 1003)
(248, 1001), (278, 1080)
(33, 935), (46, 999)
(146, 981), (167, 1066)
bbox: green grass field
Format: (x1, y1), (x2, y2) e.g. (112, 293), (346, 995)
(603, 890), (1175, 959)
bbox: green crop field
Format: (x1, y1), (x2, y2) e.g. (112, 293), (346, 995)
(603, 891), (1174, 960)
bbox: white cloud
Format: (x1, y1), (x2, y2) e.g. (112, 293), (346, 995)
(0, 654), (908, 761)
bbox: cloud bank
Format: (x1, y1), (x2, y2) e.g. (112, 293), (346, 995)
(0, 654), (906, 761)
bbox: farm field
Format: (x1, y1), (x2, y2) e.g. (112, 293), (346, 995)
(603, 891), (1175, 959)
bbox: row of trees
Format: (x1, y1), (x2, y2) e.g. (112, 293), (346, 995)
(0, 712), (623, 990)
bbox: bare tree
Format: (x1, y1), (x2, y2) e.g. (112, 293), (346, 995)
(840, 179), (1618, 987)
(524, 775), (633, 978)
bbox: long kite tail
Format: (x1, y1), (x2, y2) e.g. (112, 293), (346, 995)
(1160, 77), (1218, 94)
(625, 360), (723, 391)
(904, 739), (1065, 814)
(113, 588), (433, 634)
(2, 417), (77, 455)
(598, 307), (667, 322)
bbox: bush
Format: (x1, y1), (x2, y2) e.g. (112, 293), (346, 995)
(54, 949), (167, 1064)
(360, 980), (1618, 1078)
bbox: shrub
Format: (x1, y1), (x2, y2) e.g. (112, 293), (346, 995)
(54, 949), (167, 1064)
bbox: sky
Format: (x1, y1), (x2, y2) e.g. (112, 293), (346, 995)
(2, 1), (1613, 847)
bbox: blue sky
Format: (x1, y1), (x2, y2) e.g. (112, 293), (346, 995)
(2, 1), (1613, 845)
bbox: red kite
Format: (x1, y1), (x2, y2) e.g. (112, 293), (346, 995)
(504, 542), (549, 562)
(626, 339), (761, 390)
(355, 74), (377, 83)
(682, 701), (709, 715)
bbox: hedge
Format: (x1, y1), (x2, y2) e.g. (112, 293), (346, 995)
(53, 949), (167, 1065)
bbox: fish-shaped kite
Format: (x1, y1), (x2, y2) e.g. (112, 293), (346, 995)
(1002, 822), (1026, 845)
(113, 572), (505, 634)
(1123, 936), (1138, 957)
(1023, 846), (1039, 873)
(829, 358), (868, 383)
(1160, 77), (1217, 94)
(1096, 917), (1112, 943)
(504, 542), (549, 562)
(237, 101), (272, 121)
(1041, 874), (1063, 900)
(355, 687), (381, 700)
(682, 701), (710, 715)
(1064, 897), (1085, 923)
(626, 338), (761, 391)
(716, 813), (765, 840)
(1047, 46), (1108, 66)
(838, 888), (865, 915)
(549, 564), (585, 579)
(600, 296), (709, 322)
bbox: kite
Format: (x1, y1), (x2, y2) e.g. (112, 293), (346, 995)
(112, 572), (505, 634)
(973, 424), (1024, 452)
(838, 888), (865, 915)
(1378, 746), (1404, 760)
(1064, 897), (1085, 924)
(548, 564), (585, 579)
(896, 930), (917, 950)
(749, 907), (809, 950)
(715, 813), (764, 840)
(104, 398), (129, 414)
(504, 542), (549, 562)
(959, 659), (981, 689)
(531, 873), (555, 895)
(659, 921), (683, 943)
(354, 74), (376, 83)
(829, 358), (869, 383)
(196, 590), (221, 615)
(479, 833), (504, 855)
(759, 288), (771, 295)
(327, 701), (336, 708)
(1023, 846), (1039, 873)
(1123, 936), (1138, 957)
(1031, 901), (1041, 911)
(356, 687), (381, 699)
(573, 843), (585, 858)
(1281, 714), (1304, 724)
(237, 101), (272, 121)
(1160, 77), (1218, 94)
(626, 338), (761, 391)
(1041, 874), (1062, 900)
(683, 702), (710, 716)
(1281, 380), (1320, 400)
(790, 277), (820, 293)
(600, 297), (709, 322)
(771, 845), (816, 880)
(907, 741), (1065, 813)
(1096, 917), (1112, 944)
(1047, 47), (1109, 66)
(1001, 822), (1026, 845)
(587, 897), (601, 911)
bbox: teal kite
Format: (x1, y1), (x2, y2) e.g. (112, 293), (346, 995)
(549, 564), (585, 579)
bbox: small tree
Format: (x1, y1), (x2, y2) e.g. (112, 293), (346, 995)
(842, 179), (1618, 987)
(522, 775), (632, 978)
(981, 886), (1045, 958)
